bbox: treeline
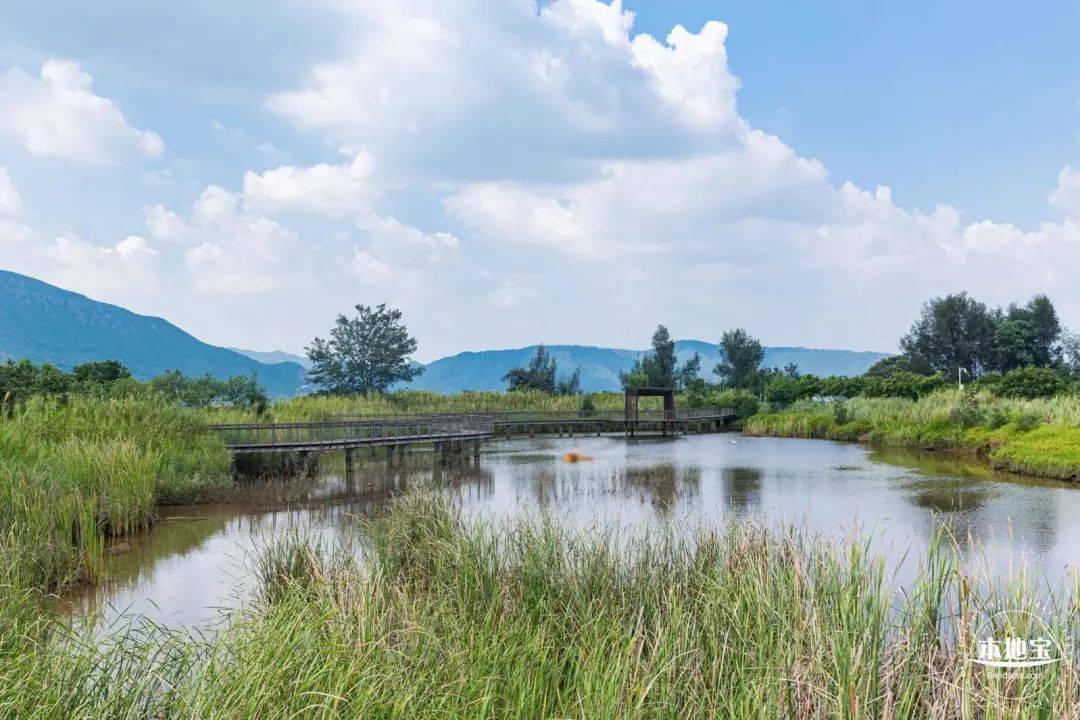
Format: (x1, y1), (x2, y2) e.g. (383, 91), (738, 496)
(0, 358), (269, 412)
(735, 292), (1080, 406)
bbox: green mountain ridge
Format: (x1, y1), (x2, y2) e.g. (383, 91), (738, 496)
(407, 341), (891, 393)
(0, 269), (307, 397)
(1, 270), (891, 397)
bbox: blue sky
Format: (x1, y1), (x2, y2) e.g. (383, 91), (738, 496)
(0, 1), (1077, 360)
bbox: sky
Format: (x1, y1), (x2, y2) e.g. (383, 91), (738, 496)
(0, 0), (1077, 362)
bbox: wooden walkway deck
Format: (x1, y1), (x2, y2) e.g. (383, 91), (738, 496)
(207, 407), (735, 455)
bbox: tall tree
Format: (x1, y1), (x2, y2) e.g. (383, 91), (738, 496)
(1020, 294), (1062, 367)
(899, 292), (997, 378)
(714, 328), (764, 389)
(306, 303), (423, 394)
(620, 324), (700, 389)
(503, 345), (580, 394)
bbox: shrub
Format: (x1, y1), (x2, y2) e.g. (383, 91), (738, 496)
(1014, 411), (1043, 432)
(997, 366), (1068, 399)
(832, 401), (849, 425)
(948, 395), (985, 429)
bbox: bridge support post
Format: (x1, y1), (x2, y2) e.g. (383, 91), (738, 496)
(345, 448), (355, 476)
(398, 444), (406, 466)
(472, 440), (480, 463)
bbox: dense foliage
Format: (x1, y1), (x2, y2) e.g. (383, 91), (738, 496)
(0, 358), (269, 411)
(306, 303), (423, 394)
(900, 292), (1063, 378)
(620, 324), (701, 390)
(502, 344), (581, 394)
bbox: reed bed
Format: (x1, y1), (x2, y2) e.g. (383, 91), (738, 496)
(2, 490), (1077, 718)
(206, 389), (628, 423)
(0, 396), (231, 589)
(746, 390), (1080, 481)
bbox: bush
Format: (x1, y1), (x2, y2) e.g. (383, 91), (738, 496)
(997, 366), (1068, 399)
(947, 395), (985, 429)
(1014, 411), (1043, 432)
(832, 401), (849, 425)
(578, 395), (597, 417)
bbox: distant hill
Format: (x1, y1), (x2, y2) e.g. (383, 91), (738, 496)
(230, 347), (312, 369)
(409, 341), (890, 393)
(0, 270), (307, 396)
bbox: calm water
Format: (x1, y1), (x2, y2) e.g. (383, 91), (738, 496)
(62, 435), (1080, 628)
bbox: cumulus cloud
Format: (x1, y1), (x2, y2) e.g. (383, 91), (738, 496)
(1049, 166), (1080, 218)
(0, 60), (163, 164)
(0, 168), (22, 216)
(267, 0), (743, 181)
(179, 186), (307, 295)
(243, 151), (379, 216)
(0, 222), (161, 300)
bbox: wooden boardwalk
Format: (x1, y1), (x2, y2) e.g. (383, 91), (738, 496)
(208, 414), (494, 454)
(207, 407), (735, 455)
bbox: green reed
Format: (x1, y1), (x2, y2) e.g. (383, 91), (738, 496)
(0, 396), (231, 589)
(745, 390), (1080, 481)
(2, 490), (1076, 718)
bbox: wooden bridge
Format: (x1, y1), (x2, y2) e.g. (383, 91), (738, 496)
(207, 407), (735, 460)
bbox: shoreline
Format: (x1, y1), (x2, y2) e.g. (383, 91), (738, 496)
(743, 410), (1080, 482)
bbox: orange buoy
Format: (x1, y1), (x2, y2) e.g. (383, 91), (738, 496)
(562, 452), (592, 463)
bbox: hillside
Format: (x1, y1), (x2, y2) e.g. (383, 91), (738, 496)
(409, 341), (891, 393)
(0, 270), (306, 396)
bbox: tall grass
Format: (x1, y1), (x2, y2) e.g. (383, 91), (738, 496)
(206, 389), (629, 423)
(2, 491), (1076, 717)
(746, 390), (1080, 481)
(0, 396), (231, 589)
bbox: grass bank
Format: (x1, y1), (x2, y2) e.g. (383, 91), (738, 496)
(744, 391), (1080, 481)
(1, 490), (1076, 718)
(0, 396), (231, 589)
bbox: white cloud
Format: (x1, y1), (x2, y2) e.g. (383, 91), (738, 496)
(0, 224), (161, 300)
(0, 60), (163, 164)
(178, 186), (307, 295)
(1049, 166), (1080, 218)
(266, 0), (744, 182)
(243, 151), (378, 216)
(488, 277), (540, 309)
(0, 168), (22, 216)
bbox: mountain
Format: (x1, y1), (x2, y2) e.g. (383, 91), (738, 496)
(0, 270), (307, 396)
(409, 341), (891, 393)
(230, 347), (312, 369)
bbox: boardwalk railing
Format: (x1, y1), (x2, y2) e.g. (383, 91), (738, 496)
(209, 413), (494, 452)
(324, 407), (733, 425)
(208, 407), (735, 454)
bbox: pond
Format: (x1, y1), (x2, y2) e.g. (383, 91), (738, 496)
(61, 435), (1080, 629)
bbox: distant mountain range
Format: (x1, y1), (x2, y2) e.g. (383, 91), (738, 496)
(0, 270), (307, 397)
(405, 341), (890, 393)
(0, 270), (890, 396)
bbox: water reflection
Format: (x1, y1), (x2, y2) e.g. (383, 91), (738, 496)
(62, 435), (1080, 629)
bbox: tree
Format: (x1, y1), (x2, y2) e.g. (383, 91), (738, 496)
(1061, 330), (1080, 372)
(503, 345), (580, 394)
(992, 295), (1061, 371)
(306, 303), (423, 394)
(714, 328), (764, 389)
(73, 360), (131, 386)
(620, 325), (701, 390)
(900, 292), (997, 379)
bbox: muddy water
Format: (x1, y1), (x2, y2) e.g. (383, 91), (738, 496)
(62, 435), (1080, 628)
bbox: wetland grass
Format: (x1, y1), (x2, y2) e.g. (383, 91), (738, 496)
(0, 396), (231, 589)
(2, 490), (1076, 718)
(745, 391), (1080, 481)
